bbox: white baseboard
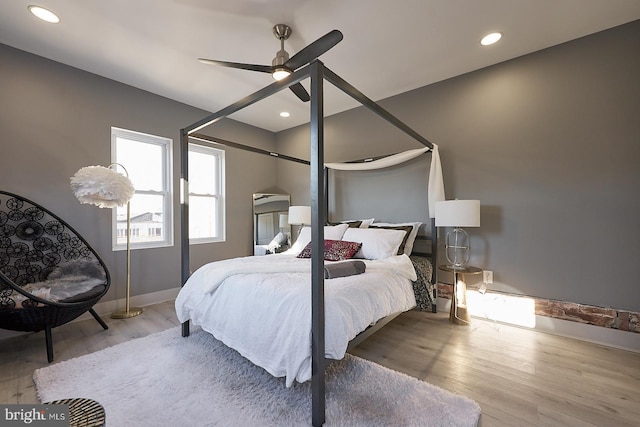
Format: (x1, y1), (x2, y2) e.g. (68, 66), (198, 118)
(0, 287), (181, 342)
(437, 297), (640, 354)
(85, 287), (181, 319)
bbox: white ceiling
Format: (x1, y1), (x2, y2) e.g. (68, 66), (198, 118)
(2, 1), (640, 132)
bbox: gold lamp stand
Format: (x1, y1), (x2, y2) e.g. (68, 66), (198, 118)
(111, 201), (143, 319)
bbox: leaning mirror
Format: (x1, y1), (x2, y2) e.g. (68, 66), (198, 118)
(253, 193), (290, 255)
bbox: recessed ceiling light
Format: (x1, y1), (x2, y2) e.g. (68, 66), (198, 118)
(279, 112), (290, 118)
(28, 5), (60, 23)
(480, 32), (502, 46)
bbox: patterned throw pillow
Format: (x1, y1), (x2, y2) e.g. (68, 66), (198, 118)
(297, 240), (362, 261)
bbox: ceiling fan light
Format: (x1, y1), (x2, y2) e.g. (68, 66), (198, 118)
(481, 32), (502, 46)
(28, 5), (60, 23)
(272, 68), (291, 81)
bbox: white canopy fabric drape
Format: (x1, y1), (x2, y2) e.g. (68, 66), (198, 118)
(325, 147), (429, 171)
(324, 144), (445, 218)
(427, 144), (445, 218)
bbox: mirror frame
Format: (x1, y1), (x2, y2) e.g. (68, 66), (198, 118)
(252, 193), (290, 255)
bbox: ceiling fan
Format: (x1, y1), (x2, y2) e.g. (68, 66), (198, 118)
(198, 24), (343, 102)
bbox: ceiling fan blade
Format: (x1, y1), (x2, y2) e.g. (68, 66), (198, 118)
(198, 58), (273, 73)
(289, 82), (310, 102)
(284, 30), (343, 71)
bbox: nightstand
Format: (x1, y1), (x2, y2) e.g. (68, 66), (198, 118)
(438, 265), (482, 325)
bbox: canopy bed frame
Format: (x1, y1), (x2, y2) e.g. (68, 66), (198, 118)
(179, 60), (441, 426)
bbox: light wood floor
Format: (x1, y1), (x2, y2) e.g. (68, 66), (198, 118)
(1, 301), (639, 426)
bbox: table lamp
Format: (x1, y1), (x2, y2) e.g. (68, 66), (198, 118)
(435, 200), (480, 268)
(288, 206), (310, 241)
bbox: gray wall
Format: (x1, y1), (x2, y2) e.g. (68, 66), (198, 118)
(276, 21), (640, 312)
(0, 43), (278, 303)
(3, 19), (638, 313)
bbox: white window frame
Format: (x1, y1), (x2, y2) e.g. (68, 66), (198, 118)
(111, 127), (174, 251)
(188, 142), (225, 244)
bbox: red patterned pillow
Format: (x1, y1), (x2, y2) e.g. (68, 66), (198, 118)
(297, 240), (362, 261)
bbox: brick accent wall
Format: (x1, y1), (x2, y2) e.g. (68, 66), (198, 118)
(436, 283), (640, 334)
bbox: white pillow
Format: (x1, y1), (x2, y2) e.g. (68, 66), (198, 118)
(370, 221), (421, 255)
(288, 223), (349, 253)
(342, 228), (406, 260)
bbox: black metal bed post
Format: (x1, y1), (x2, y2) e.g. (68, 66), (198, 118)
(180, 128), (191, 337)
(310, 60), (326, 427)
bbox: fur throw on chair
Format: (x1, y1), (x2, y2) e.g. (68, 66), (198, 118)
(16, 260), (107, 305)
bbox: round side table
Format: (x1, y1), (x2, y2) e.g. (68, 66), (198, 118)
(438, 265), (482, 325)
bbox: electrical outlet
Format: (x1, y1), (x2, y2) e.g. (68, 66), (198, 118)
(483, 270), (493, 284)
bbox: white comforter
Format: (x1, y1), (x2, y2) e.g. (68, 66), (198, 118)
(175, 254), (417, 386)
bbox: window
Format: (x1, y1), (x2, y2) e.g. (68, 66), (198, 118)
(111, 127), (173, 250)
(188, 142), (225, 243)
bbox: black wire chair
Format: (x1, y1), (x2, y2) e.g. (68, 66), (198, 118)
(0, 190), (110, 362)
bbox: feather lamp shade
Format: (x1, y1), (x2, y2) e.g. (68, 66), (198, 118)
(70, 165), (135, 208)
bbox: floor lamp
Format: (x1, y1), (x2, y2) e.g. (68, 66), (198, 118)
(70, 163), (143, 319)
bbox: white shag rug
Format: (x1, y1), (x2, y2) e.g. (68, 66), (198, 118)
(34, 327), (480, 426)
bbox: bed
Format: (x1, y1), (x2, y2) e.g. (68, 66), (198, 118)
(179, 60), (444, 425)
(175, 223), (434, 386)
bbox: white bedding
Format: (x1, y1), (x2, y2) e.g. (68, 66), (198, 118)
(175, 253), (417, 386)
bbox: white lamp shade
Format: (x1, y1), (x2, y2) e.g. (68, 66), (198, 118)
(70, 165), (135, 208)
(288, 206), (311, 225)
(435, 200), (480, 227)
